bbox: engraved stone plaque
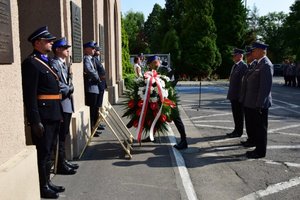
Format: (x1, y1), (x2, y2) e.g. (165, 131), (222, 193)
(0, 0), (13, 64)
(71, 1), (82, 63)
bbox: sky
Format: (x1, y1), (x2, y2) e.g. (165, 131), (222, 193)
(121, 0), (296, 20)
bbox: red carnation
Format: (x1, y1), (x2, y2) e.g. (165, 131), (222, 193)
(138, 100), (144, 107)
(136, 108), (142, 116)
(150, 102), (158, 110)
(128, 99), (135, 109)
(160, 114), (167, 123)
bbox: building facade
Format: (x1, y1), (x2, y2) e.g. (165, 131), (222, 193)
(0, 0), (123, 199)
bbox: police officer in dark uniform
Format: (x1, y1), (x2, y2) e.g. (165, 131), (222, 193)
(51, 37), (78, 175)
(83, 41), (101, 136)
(244, 41), (273, 159)
(239, 46), (257, 147)
(21, 26), (64, 198)
(93, 43), (106, 131)
(226, 48), (248, 138)
(148, 55), (188, 150)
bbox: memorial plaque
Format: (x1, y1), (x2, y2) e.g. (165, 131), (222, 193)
(99, 24), (105, 62)
(71, 1), (82, 63)
(0, 0), (13, 63)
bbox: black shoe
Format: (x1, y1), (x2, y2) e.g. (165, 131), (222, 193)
(64, 160), (79, 169)
(48, 180), (65, 193)
(57, 163), (77, 175)
(241, 140), (255, 147)
(93, 132), (100, 137)
(40, 185), (59, 199)
(141, 136), (152, 142)
(226, 132), (242, 138)
(246, 150), (265, 159)
(174, 139), (188, 150)
(97, 124), (105, 130)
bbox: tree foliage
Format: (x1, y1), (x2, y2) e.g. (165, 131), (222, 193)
(144, 4), (163, 53)
(161, 28), (181, 68)
(181, 0), (221, 77)
(282, 1), (300, 61)
(123, 11), (146, 54)
(213, 0), (247, 78)
(121, 18), (133, 76)
(121, 0), (299, 79)
(258, 12), (287, 63)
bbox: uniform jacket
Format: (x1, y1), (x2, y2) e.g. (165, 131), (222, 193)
(21, 50), (62, 124)
(93, 56), (106, 91)
(239, 60), (257, 103)
(244, 56), (273, 109)
(51, 57), (74, 113)
(157, 65), (178, 87)
(83, 55), (100, 94)
(227, 60), (248, 101)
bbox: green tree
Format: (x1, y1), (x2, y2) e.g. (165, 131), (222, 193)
(161, 0), (185, 70)
(144, 4), (163, 53)
(181, 0), (221, 78)
(258, 12), (287, 63)
(121, 19), (133, 75)
(123, 11), (146, 54)
(161, 27), (181, 69)
(283, 1), (300, 61)
(213, 0), (247, 78)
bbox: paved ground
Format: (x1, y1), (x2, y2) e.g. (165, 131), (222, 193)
(49, 77), (300, 200)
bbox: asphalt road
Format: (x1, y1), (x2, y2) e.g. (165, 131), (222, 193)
(50, 77), (300, 200)
(175, 77), (300, 200)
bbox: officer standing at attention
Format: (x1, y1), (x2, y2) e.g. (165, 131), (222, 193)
(51, 37), (78, 175)
(93, 43), (106, 132)
(226, 48), (248, 138)
(243, 41), (273, 159)
(148, 55), (188, 149)
(83, 41), (101, 137)
(239, 46), (257, 147)
(21, 26), (63, 199)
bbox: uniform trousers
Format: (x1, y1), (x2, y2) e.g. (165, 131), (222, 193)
(31, 120), (60, 187)
(97, 90), (104, 107)
(173, 116), (186, 140)
(230, 100), (244, 135)
(86, 92), (100, 128)
(58, 112), (72, 163)
(244, 107), (255, 143)
(247, 107), (268, 156)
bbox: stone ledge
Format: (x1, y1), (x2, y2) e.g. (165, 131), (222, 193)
(0, 146), (40, 200)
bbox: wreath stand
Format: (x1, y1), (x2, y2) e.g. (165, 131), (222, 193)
(79, 102), (134, 159)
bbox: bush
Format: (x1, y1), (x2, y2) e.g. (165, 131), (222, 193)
(124, 73), (136, 89)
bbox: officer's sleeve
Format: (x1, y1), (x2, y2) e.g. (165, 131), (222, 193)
(256, 62), (273, 108)
(51, 61), (70, 97)
(21, 58), (41, 124)
(83, 57), (100, 82)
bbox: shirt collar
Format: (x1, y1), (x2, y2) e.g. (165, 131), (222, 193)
(57, 57), (66, 64)
(235, 60), (242, 65)
(257, 56), (266, 64)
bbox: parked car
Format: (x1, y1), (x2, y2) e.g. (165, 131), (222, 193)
(273, 64), (283, 76)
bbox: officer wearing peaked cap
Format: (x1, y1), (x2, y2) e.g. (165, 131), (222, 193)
(21, 26), (64, 198)
(51, 37), (79, 175)
(83, 41), (101, 136)
(226, 48), (248, 138)
(244, 41), (273, 159)
(239, 46), (257, 148)
(147, 55), (188, 150)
